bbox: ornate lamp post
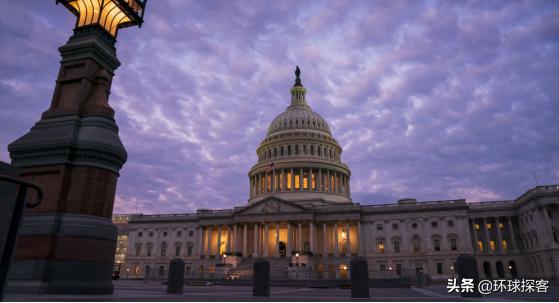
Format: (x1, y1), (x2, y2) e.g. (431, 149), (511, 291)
(6, 0), (147, 295)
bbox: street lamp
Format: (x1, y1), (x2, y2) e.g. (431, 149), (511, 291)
(6, 0), (149, 295)
(126, 268), (130, 279)
(295, 252), (299, 265)
(56, 0), (147, 38)
(222, 253), (227, 265)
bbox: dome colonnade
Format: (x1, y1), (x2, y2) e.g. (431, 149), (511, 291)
(248, 67), (351, 204)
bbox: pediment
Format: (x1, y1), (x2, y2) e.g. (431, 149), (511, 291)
(235, 196), (310, 216)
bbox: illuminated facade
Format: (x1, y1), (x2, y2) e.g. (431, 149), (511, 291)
(114, 68), (559, 282)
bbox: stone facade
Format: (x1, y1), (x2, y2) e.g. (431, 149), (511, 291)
(114, 68), (559, 281)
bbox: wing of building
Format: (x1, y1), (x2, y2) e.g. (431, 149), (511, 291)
(113, 67), (559, 282)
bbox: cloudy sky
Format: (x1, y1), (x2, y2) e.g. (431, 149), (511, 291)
(1, 1), (557, 214)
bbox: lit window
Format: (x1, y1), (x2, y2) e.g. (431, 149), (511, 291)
(303, 172), (308, 189)
(490, 240), (495, 251)
(274, 174), (279, 191)
(287, 172), (292, 189)
(502, 240), (507, 251)
(498, 222), (504, 229)
(486, 223), (492, 229)
(279, 172), (284, 191)
(330, 175), (335, 192)
(477, 240), (483, 252)
(378, 241), (385, 254)
(311, 173), (316, 190)
(267, 175), (271, 191)
(133, 264), (140, 275)
(474, 224), (480, 230)
(295, 173), (300, 189)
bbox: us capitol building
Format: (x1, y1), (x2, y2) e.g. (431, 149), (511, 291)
(113, 67), (559, 281)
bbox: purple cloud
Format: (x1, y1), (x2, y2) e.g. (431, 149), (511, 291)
(1, 0), (557, 214)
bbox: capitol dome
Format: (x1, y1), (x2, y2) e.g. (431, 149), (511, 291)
(248, 66), (351, 204)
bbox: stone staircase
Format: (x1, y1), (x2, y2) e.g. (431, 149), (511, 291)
(226, 257), (290, 280)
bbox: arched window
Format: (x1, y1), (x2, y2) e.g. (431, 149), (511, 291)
(376, 237), (386, 254)
(135, 243), (142, 256)
(280, 146), (284, 156)
(146, 243), (153, 257)
(310, 145), (314, 155)
(412, 235), (421, 252)
(160, 242), (167, 257)
(295, 145), (299, 155)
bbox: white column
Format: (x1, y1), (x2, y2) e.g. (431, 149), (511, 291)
(346, 223), (351, 255)
(243, 224), (248, 257)
(310, 222), (315, 253)
(298, 222), (302, 251)
(483, 218), (492, 253)
(425, 219), (433, 252)
(318, 169), (322, 192)
(507, 217), (518, 252)
(287, 223), (293, 255)
(275, 223), (280, 257)
(264, 223), (269, 257)
(541, 207), (558, 248)
(197, 226), (203, 256)
(357, 222), (363, 256)
(472, 219), (480, 254)
(496, 217), (504, 252)
(217, 225), (222, 255)
(225, 225), (231, 252)
(207, 226), (212, 256)
(334, 223), (339, 257)
(233, 224), (238, 253)
(323, 223), (328, 257)
(253, 224), (259, 257)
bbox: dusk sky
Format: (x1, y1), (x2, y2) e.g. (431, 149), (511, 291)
(1, 1), (557, 214)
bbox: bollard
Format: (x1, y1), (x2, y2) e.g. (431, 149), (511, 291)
(253, 259), (270, 297)
(456, 255), (482, 297)
(167, 258), (185, 294)
(350, 257), (369, 298)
